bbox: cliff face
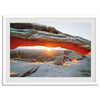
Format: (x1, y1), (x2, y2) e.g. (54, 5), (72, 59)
(10, 23), (91, 56)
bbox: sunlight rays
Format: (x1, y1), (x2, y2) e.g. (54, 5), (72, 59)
(17, 46), (66, 50)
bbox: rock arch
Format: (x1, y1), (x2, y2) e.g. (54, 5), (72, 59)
(10, 23), (91, 56)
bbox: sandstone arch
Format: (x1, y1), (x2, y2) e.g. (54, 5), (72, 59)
(10, 23), (91, 56)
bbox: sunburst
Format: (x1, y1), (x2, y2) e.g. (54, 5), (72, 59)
(47, 48), (51, 51)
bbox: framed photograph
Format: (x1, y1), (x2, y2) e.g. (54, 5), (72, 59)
(3, 16), (97, 85)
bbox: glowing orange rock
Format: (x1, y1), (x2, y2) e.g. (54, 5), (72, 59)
(10, 37), (90, 56)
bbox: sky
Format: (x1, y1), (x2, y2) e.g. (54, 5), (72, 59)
(38, 23), (91, 40)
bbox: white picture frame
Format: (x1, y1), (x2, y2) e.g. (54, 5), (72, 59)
(2, 16), (97, 86)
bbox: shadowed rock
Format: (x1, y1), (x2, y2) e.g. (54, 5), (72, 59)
(54, 50), (83, 65)
(20, 66), (40, 77)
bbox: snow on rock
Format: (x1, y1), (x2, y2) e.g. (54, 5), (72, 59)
(10, 54), (91, 77)
(10, 60), (40, 76)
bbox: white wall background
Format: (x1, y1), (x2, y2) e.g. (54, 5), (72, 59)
(0, 0), (99, 100)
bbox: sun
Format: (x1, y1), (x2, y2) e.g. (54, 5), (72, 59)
(47, 48), (51, 51)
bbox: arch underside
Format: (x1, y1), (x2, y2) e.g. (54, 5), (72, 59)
(10, 37), (91, 56)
